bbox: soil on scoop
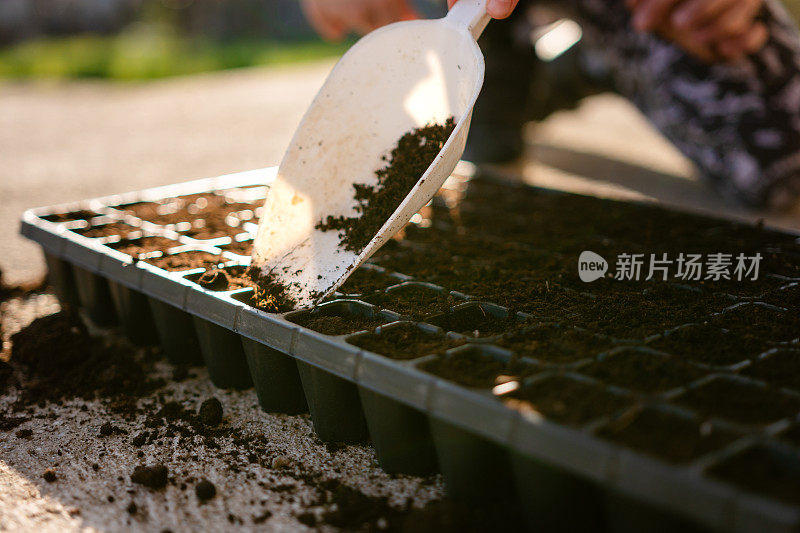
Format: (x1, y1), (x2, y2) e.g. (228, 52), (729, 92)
(346, 323), (464, 360)
(144, 251), (225, 272)
(597, 408), (740, 464)
(580, 349), (706, 394)
(419, 350), (536, 389)
(503, 376), (632, 426)
(364, 285), (462, 321)
(108, 236), (182, 256)
(677, 378), (800, 426)
(191, 265), (297, 313)
(337, 268), (399, 295)
(288, 312), (385, 336)
(71, 222), (140, 239)
(493, 325), (614, 365)
(742, 350), (800, 391)
(648, 323), (767, 366)
(315, 118), (456, 253)
(708, 446), (800, 506)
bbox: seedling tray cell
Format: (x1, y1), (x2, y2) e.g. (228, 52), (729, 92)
(20, 166), (800, 532)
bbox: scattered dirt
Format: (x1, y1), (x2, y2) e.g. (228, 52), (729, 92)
(347, 323), (464, 360)
(419, 349), (536, 389)
(597, 408), (739, 464)
(198, 397), (223, 426)
(580, 349), (706, 393)
(316, 118), (455, 253)
(677, 378), (800, 426)
(708, 446), (800, 506)
(195, 479), (216, 501)
(42, 468), (57, 482)
(288, 312), (385, 336)
(191, 265), (297, 312)
(503, 376), (632, 426)
(144, 251), (224, 272)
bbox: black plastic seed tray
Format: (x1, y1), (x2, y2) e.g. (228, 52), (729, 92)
(20, 166), (800, 533)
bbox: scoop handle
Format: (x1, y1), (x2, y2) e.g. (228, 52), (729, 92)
(444, 0), (491, 40)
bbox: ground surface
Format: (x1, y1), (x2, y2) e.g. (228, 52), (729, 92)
(2, 59), (799, 532)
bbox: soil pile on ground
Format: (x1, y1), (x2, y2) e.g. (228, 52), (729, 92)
(9, 310), (164, 404)
(316, 118), (456, 253)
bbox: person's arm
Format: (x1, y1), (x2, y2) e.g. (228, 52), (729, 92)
(627, 0), (767, 61)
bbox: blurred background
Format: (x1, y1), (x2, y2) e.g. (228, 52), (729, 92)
(0, 0), (449, 79)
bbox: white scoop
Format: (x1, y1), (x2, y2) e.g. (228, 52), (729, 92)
(251, 0), (490, 307)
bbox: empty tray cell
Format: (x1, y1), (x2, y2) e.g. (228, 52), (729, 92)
(347, 322), (463, 360)
(287, 301), (389, 336)
(107, 236), (182, 256)
(596, 406), (740, 464)
(493, 324), (613, 365)
(338, 267), (402, 296)
(712, 303), (799, 343)
(708, 445), (800, 506)
(676, 376), (800, 426)
(364, 282), (464, 320)
(70, 222), (139, 239)
(217, 235), (254, 256)
(576, 284), (733, 340)
(742, 349), (800, 392)
(419, 344), (536, 389)
(143, 250), (226, 272)
(185, 265), (251, 292)
(426, 302), (522, 338)
(648, 323), (766, 367)
(501, 374), (633, 427)
(41, 209), (99, 223)
(580, 348), (705, 394)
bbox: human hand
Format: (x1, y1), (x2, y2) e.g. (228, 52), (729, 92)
(447, 0), (520, 20)
(301, 0), (420, 41)
(626, 0), (768, 62)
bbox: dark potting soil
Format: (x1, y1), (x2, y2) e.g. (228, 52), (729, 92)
(288, 312), (385, 336)
(677, 378), (800, 426)
(120, 195), (251, 226)
(419, 350), (535, 389)
(217, 238), (254, 256)
(711, 304), (799, 343)
(192, 265), (297, 312)
(315, 118), (456, 253)
(742, 350), (800, 392)
(198, 397), (223, 426)
(648, 323), (766, 366)
(179, 211), (246, 240)
(42, 210), (99, 223)
(108, 236), (182, 256)
(195, 479), (216, 501)
(426, 306), (523, 338)
(9, 310), (165, 404)
(347, 323), (463, 360)
(363, 285), (462, 321)
(580, 349), (705, 394)
(779, 425), (800, 448)
(708, 446), (800, 506)
(144, 251), (224, 272)
(493, 325), (614, 365)
(597, 408), (740, 464)
(503, 376), (633, 426)
(71, 222), (139, 239)
(337, 268), (399, 295)
(762, 282), (800, 311)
